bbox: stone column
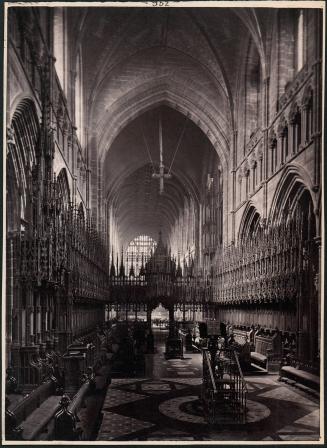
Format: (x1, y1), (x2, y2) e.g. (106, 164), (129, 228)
(34, 290), (41, 344)
(231, 130), (237, 242)
(168, 306), (175, 337)
(314, 236), (321, 359)
(146, 306), (152, 330)
(36, 304), (41, 345)
(48, 299), (53, 336)
(238, 174), (242, 204)
(28, 304), (34, 346)
(312, 10), (322, 189)
(6, 237), (14, 364)
(243, 166), (250, 200)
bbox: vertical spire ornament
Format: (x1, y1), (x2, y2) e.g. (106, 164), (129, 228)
(152, 113), (172, 194)
(110, 248), (116, 277)
(119, 247), (125, 277)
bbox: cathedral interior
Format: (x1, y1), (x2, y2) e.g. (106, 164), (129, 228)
(4, 4), (323, 443)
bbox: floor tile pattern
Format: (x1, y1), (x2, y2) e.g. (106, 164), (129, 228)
(97, 411), (155, 440)
(96, 330), (321, 442)
(162, 377), (203, 385)
(159, 395), (206, 424)
(102, 389), (147, 409)
(110, 378), (148, 387)
(258, 385), (317, 406)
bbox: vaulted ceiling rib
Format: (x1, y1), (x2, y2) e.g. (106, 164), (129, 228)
(66, 7), (262, 243)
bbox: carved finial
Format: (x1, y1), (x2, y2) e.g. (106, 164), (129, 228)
(59, 394), (71, 410)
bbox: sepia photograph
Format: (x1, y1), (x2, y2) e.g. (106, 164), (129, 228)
(2, 1), (324, 443)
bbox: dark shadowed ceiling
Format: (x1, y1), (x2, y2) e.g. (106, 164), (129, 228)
(105, 105), (219, 244)
(63, 6), (274, 243)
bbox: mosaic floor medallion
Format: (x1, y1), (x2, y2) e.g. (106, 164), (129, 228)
(159, 395), (270, 425)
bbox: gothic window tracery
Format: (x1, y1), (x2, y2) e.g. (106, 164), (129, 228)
(202, 167), (223, 271)
(244, 40), (262, 148)
(126, 235), (157, 276)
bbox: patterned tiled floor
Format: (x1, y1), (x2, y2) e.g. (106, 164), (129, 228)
(96, 330), (321, 442)
(102, 389), (147, 409)
(97, 412), (155, 440)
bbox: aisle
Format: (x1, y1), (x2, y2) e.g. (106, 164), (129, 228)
(96, 329), (320, 442)
(144, 329), (202, 379)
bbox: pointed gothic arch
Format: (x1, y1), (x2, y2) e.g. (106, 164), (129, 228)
(7, 98), (40, 232)
(56, 168), (71, 210)
(238, 202), (261, 242)
(269, 164), (317, 228)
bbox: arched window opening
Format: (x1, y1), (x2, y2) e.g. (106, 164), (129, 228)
(302, 87), (313, 143)
(275, 182), (318, 361)
(239, 205), (261, 243)
(53, 8), (68, 92)
(278, 119), (288, 164)
(126, 235), (157, 276)
(77, 203), (85, 226)
(202, 165), (223, 270)
(8, 100), (39, 231)
(289, 105), (302, 154)
(244, 41), (262, 148)
(296, 10), (304, 72)
(269, 130), (277, 174)
(242, 163), (250, 198)
(6, 99), (40, 354)
(278, 10), (305, 95)
(250, 158), (257, 191)
(6, 154), (21, 233)
(57, 168), (71, 210)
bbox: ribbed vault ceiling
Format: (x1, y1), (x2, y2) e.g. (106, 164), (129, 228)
(105, 106), (219, 245)
(68, 6), (272, 147)
(62, 6), (274, 243)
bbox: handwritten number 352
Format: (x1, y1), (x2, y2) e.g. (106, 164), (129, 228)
(152, 1), (169, 6)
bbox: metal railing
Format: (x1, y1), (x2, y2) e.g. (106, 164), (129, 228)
(202, 346), (247, 424)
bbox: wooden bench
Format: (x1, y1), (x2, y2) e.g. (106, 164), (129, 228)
(66, 342), (95, 369)
(7, 377), (60, 441)
(279, 357), (319, 393)
(281, 331), (297, 357)
(53, 370), (98, 440)
(250, 329), (282, 371)
(20, 395), (61, 440)
(232, 326), (254, 347)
